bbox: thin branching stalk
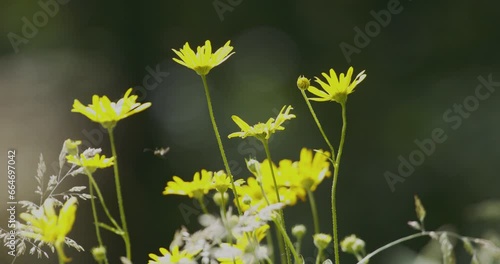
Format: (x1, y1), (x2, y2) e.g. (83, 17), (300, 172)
(300, 90), (336, 159)
(86, 171), (109, 264)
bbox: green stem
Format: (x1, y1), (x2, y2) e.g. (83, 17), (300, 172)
(301, 90), (336, 160)
(108, 128), (131, 260)
(262, 140), (281, 203)
(55, 243), (66, 264)
(266, 228), (275, 261)
(197, 197), (209, 214)
(295, 237), (303, 257)
(316, 249), (324, 264)
(86, 171), (122, 231)
(262, 139), (291, 264)
(331, 102), (348, 264)
(218, 191), (233, 244)
(87, 174), (109, 264)
(307, 190), (320, 235)
(357, 232), (429, 264)
(200, 75), (243, 215)
(275, 224), (287, 264)
(358, 231), (500, 264)
(274, 218), (301, 263)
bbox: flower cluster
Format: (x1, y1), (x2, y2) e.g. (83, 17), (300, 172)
(236, 148), (331, 211)
(228, 105), (296, 141)
(163, 170), (245, 200)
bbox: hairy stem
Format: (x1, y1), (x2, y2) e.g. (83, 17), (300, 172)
(331, 102), (348, 264)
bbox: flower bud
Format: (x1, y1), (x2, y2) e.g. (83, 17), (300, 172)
(213, 192), (229, 206)
(64, 139), (82, 156)
(242, 194), (252, 205)
(313, 233), (332, 250)
(340, 234), (366, 255)
(292, 225), (306, 239)
(297, 76), (310, 90)
(91, 246), (107, 263)
(245, 158), (261, 176)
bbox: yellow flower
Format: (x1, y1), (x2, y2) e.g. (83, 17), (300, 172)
(294, 148), (331, 191)
(172, 40), (235, 76)
(163, 170), (214, 199)
(228, 105), (296, 140)
(19, 197), (78, 262)
(71, 88), (152, 129)
(66, 153), (114, 173)
(236, 148), (332, 211)
(307, 67), (366, 104)
(212, 170), (245, 193)
(148, 246), (197, 264)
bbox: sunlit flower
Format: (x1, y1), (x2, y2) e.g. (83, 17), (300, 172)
(293, 148), (331, 192)
(163, 170), (214, 199)
(66, 153), (114, 173)
(228, 105), (296, 140)
(71, 88), (152, 129)
(212, 171), (245, 193)
(307, 67), (366, 104)
(172, 40), (235, 76)
(236, 172), (298, 211)
(148, 246), (197, 264)
(19, 197), (78, 262)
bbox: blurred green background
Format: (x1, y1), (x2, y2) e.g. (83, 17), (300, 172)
(1, 0), (499, 263)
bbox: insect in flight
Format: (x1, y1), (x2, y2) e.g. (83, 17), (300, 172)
(144, 147), (170, 159)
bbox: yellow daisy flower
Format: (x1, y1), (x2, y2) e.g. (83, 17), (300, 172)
(172, 40), (235, 76)
(295, 148), (331, 191)
(66, 153), (115, 173)
(71, 88), (152, 129)
(307, 67), (366, 104)
(163, 170), (214, 199)
(212, 170), (245, 193)
(19, 197), (78, 262)
(228, 105), (296, 140)
(148, 246), (197, 264)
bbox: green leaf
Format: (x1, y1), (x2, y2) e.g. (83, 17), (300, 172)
(414, 195), (426, 224)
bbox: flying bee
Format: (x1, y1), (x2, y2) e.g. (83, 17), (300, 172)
(144, 147), (170, 158)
